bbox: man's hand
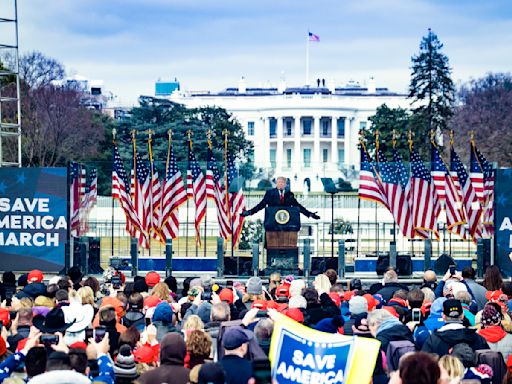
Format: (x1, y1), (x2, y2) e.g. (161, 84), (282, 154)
(242, 308), (260, 327)
(241, 210), (250, 217)
(310, 212), (320, 220)
(51, 332), (69, 354)
(89, 332), (110, 356)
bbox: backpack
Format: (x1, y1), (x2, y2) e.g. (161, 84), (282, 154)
(475, 349), (507, 384)
(386, 340), (416, 371)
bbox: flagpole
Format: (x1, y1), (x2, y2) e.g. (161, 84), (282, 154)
(147, 129), (154, 258)
(131, 130), (139, 253)
(223, 129), (234, 262)
(186, 130), (191, 259)
(111, 128), (117, 259)
(391, 130), (397, 243)
(375, 131), (380, 256)
(306, 32), (310, 86)
(205, 130), (213, 258)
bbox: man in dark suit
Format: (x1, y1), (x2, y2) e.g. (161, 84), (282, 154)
(241, 177), (320, 219)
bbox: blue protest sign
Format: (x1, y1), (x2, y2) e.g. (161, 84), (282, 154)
(495, 169), (512, 277)
(0, 168), (67, 271)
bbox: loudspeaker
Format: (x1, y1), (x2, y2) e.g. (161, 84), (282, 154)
(223, 257), (253, 276)
(311, 257), (338, 275)
(376, 255), (412, 276)
(266, 248), (299, 275)
(434, 253), (456, 275)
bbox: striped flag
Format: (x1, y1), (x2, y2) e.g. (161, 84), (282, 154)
(148, 146), (163, 242)
(188, 144), (207, 245)
(70, 162), (81, 237)
(431, 144), (467, 239)
(470, 144), (485, 203)
(206, 147), (230, 240)
(472, 143), (495, 236)
(133, 153), (151, 248)
(227, 155), (246, 247)
(308, 32), (320, 42)
(160, 144), (187, 240)
(80, 168), (97, 234)
(378, 150), (414, 238)
(410, 148), (440, 239)
(357, 145), (387, 207)
(450, 147), (483, 242)
(112, 144), (144, 238)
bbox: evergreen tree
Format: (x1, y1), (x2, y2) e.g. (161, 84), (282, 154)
(409, 28), (455, 155)
(363, 104), (410, 160)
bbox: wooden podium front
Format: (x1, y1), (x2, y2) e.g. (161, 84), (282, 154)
(265, 231), (298, 249)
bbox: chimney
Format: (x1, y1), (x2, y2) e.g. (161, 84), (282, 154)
(238, 76), (247, 93)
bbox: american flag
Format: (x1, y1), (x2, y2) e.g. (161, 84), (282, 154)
(133, 153), (151, 248)
(112, 144), (144, 239)
(70, 162), (81, 237)
(450, 147), (483, 242)
(470, 143), (485, 203)
(431, 144), (467, 239)
(149, 149), (163, 242)
(188, 144), (207, 245)
(431, 146), (446, 203)
(227, 155), (246, 247)
(206, 147), (230, 240)
(410, 148), (440, 239)
(80, 168), (97, 234)
(308, 32), (320, 42)
(160, 144), (187, 240)
(357, 145), (387, 207)
(378, 150), (414, 238)
(473, 143), (495, 236)
(86, 169), (97, 210)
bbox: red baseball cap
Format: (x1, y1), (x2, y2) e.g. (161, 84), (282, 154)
(219, 289), (234, 304)
(145, 272), (160, 288)
(252, 300), (267, 310)
(328, 292), (341, 307)
(28, 270), (44, 283)
(134, 345), (156, 363)
(144, 296), (162, 309)
(285, 308), (304, 323)
(275, 284), (290, 298)
(69, 341), (87, 350)
(363, 294), (378, 312)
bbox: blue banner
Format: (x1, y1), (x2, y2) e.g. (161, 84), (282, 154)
(495, 169), (512, 277)
(0, 168), (67, 271)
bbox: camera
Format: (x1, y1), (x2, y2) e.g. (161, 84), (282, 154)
(40, 334), (59, 346)
(111, 275), (122, 289)
(94, 326), (107, 342)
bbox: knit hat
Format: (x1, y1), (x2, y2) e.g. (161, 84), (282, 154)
(145, 271), (160, 288)
(451, 343), (475, 368)
(284, 308), (304, 323)
(17, 274), (28, 287)
(315, 316), (344, 334)
(349, 296), (368, 315)
(288, 295), (307, 309)
(481, 304), (502, 328)
(246, 277), (263, 295)
(133, 279), (148, 293)
(27, 270), (44, 283)
(152, 302), (173, 323)
(352, 313), (371, 335)
(115, 345), (139, 380)
(198, 362), (226, 384)
(219, 288), (234, 304)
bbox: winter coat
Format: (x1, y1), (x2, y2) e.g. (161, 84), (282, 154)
(138, 333), (190, 384)
(375, 318), (414, 352)
(478, 325), (512, 362)
(422, 323), (489, 357)
(375, 283), (409, 303)
(220, 355), (253, 384)
(121, 310), (145, 331)
(465, 279), (488, 311)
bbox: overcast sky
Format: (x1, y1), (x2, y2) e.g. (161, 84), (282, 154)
(11, 0), (512, 105)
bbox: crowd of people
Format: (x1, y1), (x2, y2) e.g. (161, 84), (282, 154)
(0, 264), (510, 383)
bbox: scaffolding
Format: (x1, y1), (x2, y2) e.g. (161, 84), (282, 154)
(0, 0), (21, 167)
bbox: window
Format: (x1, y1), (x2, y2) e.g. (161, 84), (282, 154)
(303, 148), (311, 168)
(285, 120), (292, 136)
(303, 120), (312, 135)
(338, 149), (345, 164)
(270, 149), (276, 168)
(269, 119), (277, 138)
(247, 121), (255, 136)
(286, 148), (292, 168)
(322, 120), (330, 137)
(360, 121), (367, 131)
(323, 148), (329, 163)
(337, 119), (345, 137)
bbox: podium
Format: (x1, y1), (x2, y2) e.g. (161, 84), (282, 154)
(264, 207), (300, 274)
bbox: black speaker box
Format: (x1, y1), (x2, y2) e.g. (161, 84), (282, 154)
(376, 255), (412, 276)
(223, 257), (253, 276)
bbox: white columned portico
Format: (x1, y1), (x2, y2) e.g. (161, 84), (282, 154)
(276, 116), (284, 172)
(331, 116), (338, 170)
(293, 116), (301, 170)
(261, 117), (270, 168)
(313, 116), (321, 167)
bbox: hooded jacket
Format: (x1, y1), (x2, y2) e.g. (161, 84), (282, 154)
(121, 309), (145, 331)
(375, 283), (409, 303)
(422, 323), (489, 357)
(138, 333), (190, 384)
(375, 317), (414, 352)
(18, 282), (46, 299)
(478, 325), (512, 362)
(152, 303), (179, 343)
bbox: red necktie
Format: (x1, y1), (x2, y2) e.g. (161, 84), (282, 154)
(280, 191), (284, 204)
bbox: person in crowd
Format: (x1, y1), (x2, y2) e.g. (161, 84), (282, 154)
(17, 270), (46, 299)
(145, 271), (161, 290)
(462, 266), (488, 311)
(138, 333), (189, 384)
(376, 270), (409, 302)
(438, 354), (465, 384)
(423, 297), (447, 333)
(343, 296), (368, 335)
(113, 344), (139, 384)
(7, 308), (32, 352)
(482, 265), (503, 292)
(219, 327), (254, 384)
(324, 269), (338, 286)
(389, 352), (441, 384)
(254, 318), (273, 356)
(204, 302), (230, 360)
(121, 293), (145, 331)
(150, 282), (172, 302)
(198, 362), (226, 384)
(268, 272), (281, 297)
(367, 309), (413, 352)
(455, 290), (475, 326)
(303, 287), (339, 326)
(421, 270), (438, 291)
(422, 299), (489, 357)
(118, 326), (140, 350)
(478, 303), (512, 362)
(0, 271), (17, 304)
(242, 277), (265, 309)
(451, 343), (492, 383)
(151, 302), (178, 342)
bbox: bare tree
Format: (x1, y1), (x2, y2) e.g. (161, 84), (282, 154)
(2, 51), (65, 88)
(450, 73), (512, 167)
